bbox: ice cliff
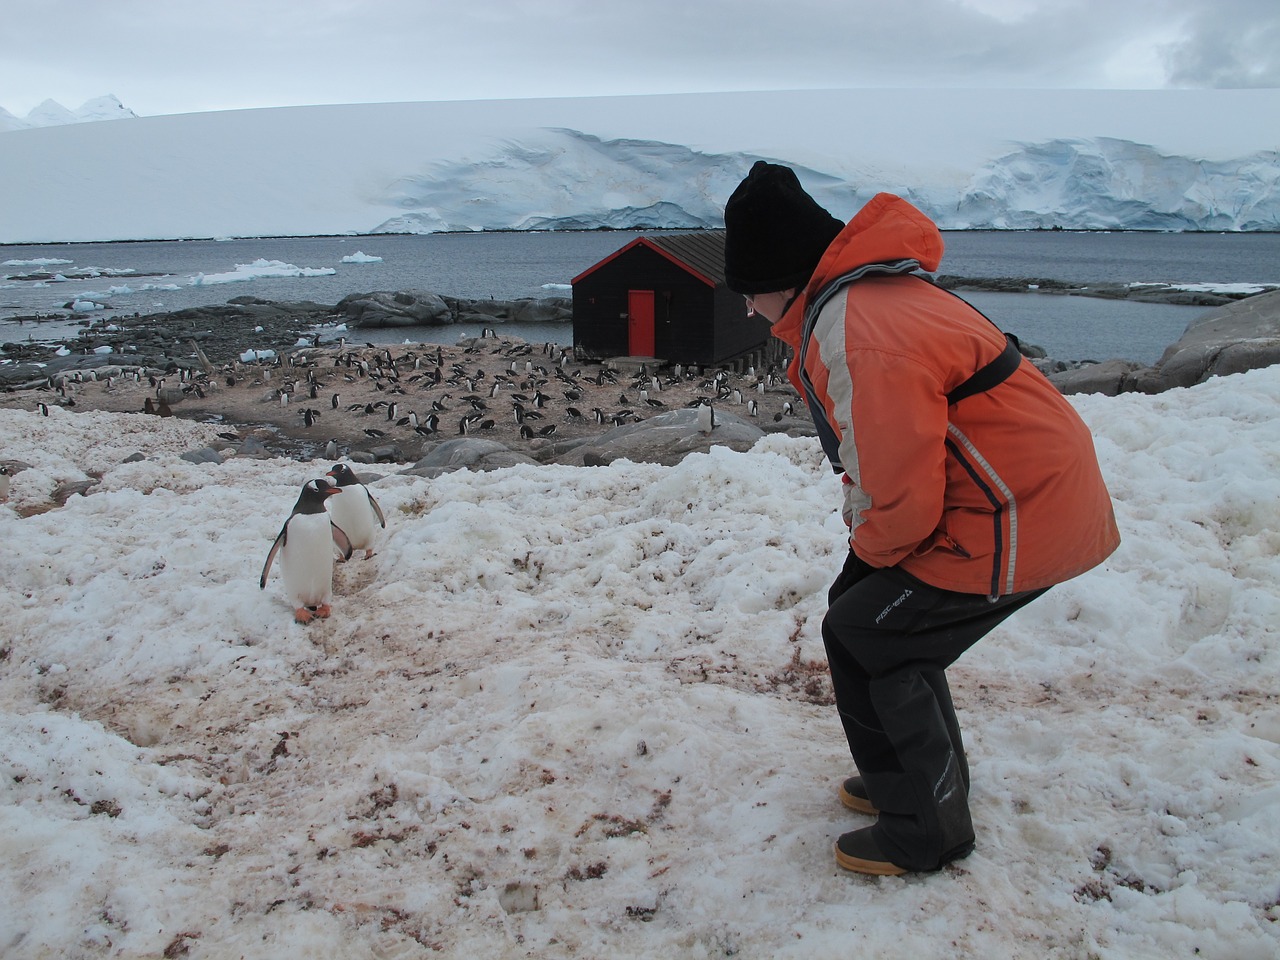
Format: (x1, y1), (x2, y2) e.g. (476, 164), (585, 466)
(370, 129), (1279, 235)
(954, 138), (1280, 231)
(1, 91), (1276, 242)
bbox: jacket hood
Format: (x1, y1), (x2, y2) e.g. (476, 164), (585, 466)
(771, 193), (944, 347)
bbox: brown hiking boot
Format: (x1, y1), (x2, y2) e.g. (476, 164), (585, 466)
(838, 775), (879, 815)
(834, 826), (907, 876)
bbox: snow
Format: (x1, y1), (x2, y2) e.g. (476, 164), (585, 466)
(1131, 282), (1280, 297)
(2, 89), (1278, 242)
(1, 364), (1278, 958)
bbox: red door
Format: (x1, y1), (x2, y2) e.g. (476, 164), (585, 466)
(628, 289), (655, 357)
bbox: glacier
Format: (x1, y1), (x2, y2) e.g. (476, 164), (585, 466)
(954, 138), (1280, 231)
(1, 90), (1277, 243)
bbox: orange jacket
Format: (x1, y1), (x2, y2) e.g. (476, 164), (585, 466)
(771, 193), (1120, 595)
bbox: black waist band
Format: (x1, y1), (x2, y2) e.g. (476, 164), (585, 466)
(946, 335), (1023, 405)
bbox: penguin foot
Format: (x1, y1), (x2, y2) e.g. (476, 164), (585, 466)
(293, 607), (314, 624)
(361, 550), (377, 560)
(314, 603), (333, 619)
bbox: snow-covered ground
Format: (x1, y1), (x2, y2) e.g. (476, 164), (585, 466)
(1, 363), (1278, 958)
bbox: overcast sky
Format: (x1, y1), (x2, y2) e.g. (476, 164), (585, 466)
(3, 0), (1278, 117)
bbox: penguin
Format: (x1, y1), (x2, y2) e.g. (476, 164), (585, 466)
(696, 402), (715, 435)
(326, 463), (386, 560)
(260, 478), (352, 624)
(0, 465), (10, 503)
(324, 439), (339, 460)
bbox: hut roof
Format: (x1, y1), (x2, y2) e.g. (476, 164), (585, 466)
(572, 230), (727, 287)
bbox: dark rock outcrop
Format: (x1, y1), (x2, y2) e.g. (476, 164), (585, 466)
(1049, 288), (1280, 395)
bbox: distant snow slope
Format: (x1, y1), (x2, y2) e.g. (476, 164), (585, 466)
(1, 89), (1277, 242)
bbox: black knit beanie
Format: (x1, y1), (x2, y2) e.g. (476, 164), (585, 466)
(723, 161), (845, 295)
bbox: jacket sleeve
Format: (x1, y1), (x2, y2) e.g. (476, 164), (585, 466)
(837, 347), (952, 568)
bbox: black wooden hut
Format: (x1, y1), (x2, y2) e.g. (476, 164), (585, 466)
(571, 231), (774, 368)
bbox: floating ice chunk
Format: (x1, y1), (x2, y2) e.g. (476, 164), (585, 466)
(190, 258), (336, 286)
(240, 348), (276, 362)
(341, 251), (383, 263)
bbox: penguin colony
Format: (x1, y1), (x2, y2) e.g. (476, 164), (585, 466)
(4, 333), (804, 462)
(259, 464), (385, 623)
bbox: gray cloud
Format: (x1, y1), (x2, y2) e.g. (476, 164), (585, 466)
(1, 0), (1277, 117)
(1162, 4), (1280, 87)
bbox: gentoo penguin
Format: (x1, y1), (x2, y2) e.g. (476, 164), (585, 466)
(325, 463), (386, 560)
(696, 402), (715, 435)
(260, 478), (353, 624)
(0, 465), (10, 503)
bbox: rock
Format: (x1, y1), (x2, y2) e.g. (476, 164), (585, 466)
(552, 407), (766, 467)
(349, 444), (404, 464)
(1047, 359), (1142, 396)
(52, 479), (99, 504)
(1125, 289), (1280, 393)
(180, 447), (224, 464)
(400, 438), (539, 476)
(512, 298), (572, 323)
(337, 290), (453, 327)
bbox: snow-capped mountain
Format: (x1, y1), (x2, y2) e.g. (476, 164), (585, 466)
(0, 94), (137, 132)
(1, 89), (1277, 242)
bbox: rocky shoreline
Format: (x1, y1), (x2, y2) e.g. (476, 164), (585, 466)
(0, 275), (1257, 388)
(2, 285), (1278, 472)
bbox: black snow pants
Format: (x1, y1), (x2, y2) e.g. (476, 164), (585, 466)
(822, 551), (1048, 871)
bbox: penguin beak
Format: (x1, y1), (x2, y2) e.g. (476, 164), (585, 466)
(322, 485), (342, 498)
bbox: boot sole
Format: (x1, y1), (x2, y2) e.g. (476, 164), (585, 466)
(834, 842), (907, 876)
(838, 782), (879, 816)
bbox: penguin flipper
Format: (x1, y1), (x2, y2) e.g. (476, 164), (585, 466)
(330, 522), (354, 561)
(366, 489), (386, 529)
(260, 526), (288, 588)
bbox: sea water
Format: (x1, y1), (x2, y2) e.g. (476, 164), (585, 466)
(2, 231), (1277, 364)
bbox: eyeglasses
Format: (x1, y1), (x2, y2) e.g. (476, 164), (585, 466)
(743, 294), (756, 317)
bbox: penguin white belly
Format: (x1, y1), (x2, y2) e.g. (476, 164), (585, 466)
(329, 489), (378, 552)
(282, 512), (336, 608)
